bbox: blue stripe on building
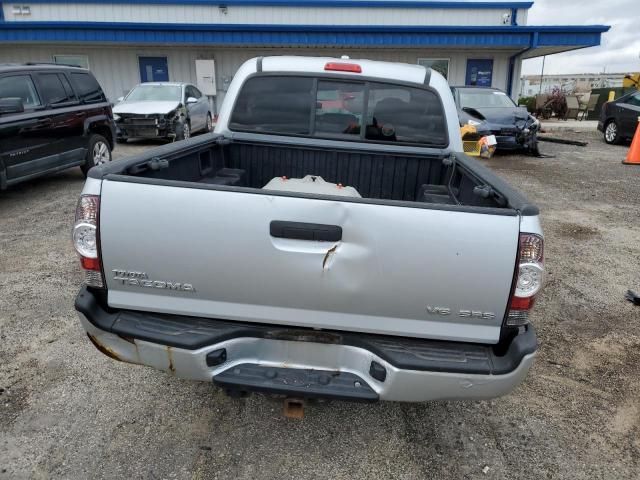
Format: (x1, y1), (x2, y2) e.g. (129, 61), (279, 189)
(0, 22), (609, 49)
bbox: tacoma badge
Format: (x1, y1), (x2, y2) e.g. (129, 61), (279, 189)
(112, 269), (195, 292)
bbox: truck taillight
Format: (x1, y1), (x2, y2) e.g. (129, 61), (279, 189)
(72, 195), (104, 288)
(507, 233), (544, 326)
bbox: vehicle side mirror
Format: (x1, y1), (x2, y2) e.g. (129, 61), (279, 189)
(0, 97), (25, 115)
(116, 96), (124, 103)
(186, 97), (198, 104)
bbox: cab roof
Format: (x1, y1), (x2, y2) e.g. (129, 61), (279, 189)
(259, 56), (431, 85)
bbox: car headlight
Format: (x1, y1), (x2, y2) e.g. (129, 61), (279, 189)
(113, 114), (120, 122)
(467, 119), (483, 127)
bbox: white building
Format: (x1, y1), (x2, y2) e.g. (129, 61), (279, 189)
(0, 1), (608, 111)
(520, 73), (625, 97)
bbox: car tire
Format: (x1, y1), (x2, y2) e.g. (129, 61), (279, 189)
(81, 134), (112, 176)
(175, 120), (191, 141)
(205, 113), (213, 133)
(604, 120), (621, 145)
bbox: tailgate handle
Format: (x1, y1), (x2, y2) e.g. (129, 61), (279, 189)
(270, 221), (342, 242)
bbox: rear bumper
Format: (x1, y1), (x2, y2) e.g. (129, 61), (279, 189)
(75, 287), (537, 402)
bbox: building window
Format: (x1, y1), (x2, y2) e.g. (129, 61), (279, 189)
(53, 55), (89, 69)
(417, 59), (450, 80)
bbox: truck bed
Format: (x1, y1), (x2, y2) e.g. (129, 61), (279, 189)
(96, 133), (536, 213)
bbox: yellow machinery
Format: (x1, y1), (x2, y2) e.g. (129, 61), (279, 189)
(460, 124), (497, 158)
(623, 73), (640, 90)
(461, 124), (481, 156)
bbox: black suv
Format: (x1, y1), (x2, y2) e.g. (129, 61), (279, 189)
(0, 64), (115, 189)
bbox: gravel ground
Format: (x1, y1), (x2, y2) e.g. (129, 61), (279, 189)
(1, 131), (639, 479)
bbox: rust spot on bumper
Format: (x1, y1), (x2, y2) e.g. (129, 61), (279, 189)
(167, 346), (176, 374)
(117, 334), (136, 344)
(87, 333), (124, 362)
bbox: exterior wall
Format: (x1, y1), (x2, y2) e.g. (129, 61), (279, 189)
(509, 56), (523, 99)
(0, 45), (517, 106)
(0, 45), (206, 100)
(3, 3), (521, 26)
(515, 8), (528, 25)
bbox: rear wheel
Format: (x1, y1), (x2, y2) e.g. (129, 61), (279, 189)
(604, 120), (620, 144)
(81, 134), (112, 176)
(205, 113), (213, 133)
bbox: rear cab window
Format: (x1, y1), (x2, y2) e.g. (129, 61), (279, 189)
(315, 80), (365, 138)
(230, 76), (313, 135)
(366, 84), (447, 145)
(229, 75), (448, 147)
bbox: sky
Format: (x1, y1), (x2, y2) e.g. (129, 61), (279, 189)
(521, 0), (640, 75)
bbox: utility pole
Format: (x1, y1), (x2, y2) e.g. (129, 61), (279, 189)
(539, 56), (546, 95)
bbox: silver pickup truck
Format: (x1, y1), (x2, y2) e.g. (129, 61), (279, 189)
(73, 56), (543, 403)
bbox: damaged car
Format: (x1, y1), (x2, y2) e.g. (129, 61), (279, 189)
(113, 82), (212, 143)
(451, 86), (540, 154)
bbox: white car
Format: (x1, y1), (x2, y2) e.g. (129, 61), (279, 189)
(113, 82), (212, 142)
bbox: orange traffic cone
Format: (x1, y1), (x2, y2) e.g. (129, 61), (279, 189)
(623, 117), (640, 165)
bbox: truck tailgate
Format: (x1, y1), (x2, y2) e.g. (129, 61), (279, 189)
(99, 179), (519, 343)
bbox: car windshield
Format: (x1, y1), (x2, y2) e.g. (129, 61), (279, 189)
(459, 89), (516, 108)
(125, 85), (181, 102)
